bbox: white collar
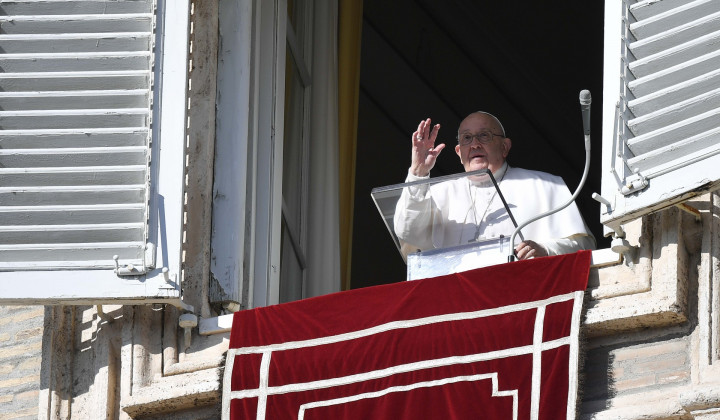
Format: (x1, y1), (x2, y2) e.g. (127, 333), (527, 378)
(469, 162), (509, 187)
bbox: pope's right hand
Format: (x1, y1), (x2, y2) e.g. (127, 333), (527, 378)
(410, 118), (444, 177)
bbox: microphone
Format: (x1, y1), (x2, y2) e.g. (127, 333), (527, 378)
(508, 89), (592, 262)
(580, 90), (591, 136)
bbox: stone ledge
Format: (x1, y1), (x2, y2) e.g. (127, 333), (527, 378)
(121, 367), (222, 417)
(580, 387), (720, 420)
(680, 386), (720, 414)
(583, 207), (691, 337)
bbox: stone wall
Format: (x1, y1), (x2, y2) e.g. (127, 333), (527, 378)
(0, 306), (44, 420)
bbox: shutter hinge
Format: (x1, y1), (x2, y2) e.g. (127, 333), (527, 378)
(113, 255), (147, 276)
(145, 242), (157, 269)
(112, 243), (156, 276)
(621, 170), (649, 195)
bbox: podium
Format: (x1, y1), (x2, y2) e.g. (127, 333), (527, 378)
(371, 169), (520, 281)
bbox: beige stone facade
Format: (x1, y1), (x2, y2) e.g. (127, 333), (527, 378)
(0, 307), (43, 420)
(1, 1), (719, 420)
(3, 198), (718, 419)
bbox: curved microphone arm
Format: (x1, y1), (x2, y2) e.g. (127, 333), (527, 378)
(508, 90), (592, 262)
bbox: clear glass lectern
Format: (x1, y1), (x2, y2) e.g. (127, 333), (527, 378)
(371, 169), (520, 281)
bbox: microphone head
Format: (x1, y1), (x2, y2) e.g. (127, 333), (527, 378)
(579, 90), (592, 106)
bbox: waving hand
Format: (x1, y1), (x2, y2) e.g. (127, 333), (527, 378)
(410, 118), (444, 177)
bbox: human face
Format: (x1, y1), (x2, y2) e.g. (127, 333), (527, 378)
(454, 113), (511, 173)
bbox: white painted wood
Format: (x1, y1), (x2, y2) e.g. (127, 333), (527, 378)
(628, 68), (720, 115)
(0, 70), (150, 91)
(209, 0), (254, 307)
(629, 12), (720, 59)
(627, 88), (720, 136)
(628, 0), (718, 39)
(0, 268), (180, 305)
(629, 30), (720, 78)
(600, 0), (624, 229)
(147, 0), (190, 287)
(198, 314), (234, 336)
(1, 2), (153, 16)
(0, 0), (188, 305)
(252, 0), (287, 308)
(600, 0), (720, 231)
(268, 0), (288, 306)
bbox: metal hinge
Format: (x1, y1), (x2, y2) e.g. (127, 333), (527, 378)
(113, 242), (156, 276)
(621, 170), (649, 195)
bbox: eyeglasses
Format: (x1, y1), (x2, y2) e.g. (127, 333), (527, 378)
(457, 130), (505, 146)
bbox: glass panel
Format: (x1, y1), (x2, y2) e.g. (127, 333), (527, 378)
(370, 169), (519, 263)
(279, 38), (306, 299)
(282, 49), (305, 235)
(279, 221), (303, 303)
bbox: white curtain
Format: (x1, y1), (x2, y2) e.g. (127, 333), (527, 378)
(305, 0), (342, 297)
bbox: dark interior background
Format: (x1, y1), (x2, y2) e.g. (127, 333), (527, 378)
(351, 0), (608, 289)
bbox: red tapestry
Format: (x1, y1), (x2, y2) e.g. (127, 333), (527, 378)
(223, 251), (591, 420)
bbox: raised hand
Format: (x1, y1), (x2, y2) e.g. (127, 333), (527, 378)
(410, 118), (444, 177)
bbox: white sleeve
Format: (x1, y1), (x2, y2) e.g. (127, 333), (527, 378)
(393, 170), (435, 251)
(538, 233), (596, 256)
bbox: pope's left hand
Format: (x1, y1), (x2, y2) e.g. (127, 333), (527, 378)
(514, 240), (548, 260)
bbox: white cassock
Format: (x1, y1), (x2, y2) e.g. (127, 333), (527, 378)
(393, 162), (595, 255)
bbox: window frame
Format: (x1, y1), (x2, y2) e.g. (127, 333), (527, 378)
(210, 0), (316, 311)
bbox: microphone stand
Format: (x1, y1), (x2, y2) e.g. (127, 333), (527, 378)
(486, 169), (524, 243)
(507, 90), (592, 262)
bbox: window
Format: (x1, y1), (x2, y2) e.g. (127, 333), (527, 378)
(279, 0), (312, 303)
(210, 0), (334, 311)
(0, 0), (190, 305)
(599, 0), (720, 233)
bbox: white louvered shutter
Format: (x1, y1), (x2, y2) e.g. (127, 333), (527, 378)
(0, 0), (190, 304)
(600, 0), (720, 232)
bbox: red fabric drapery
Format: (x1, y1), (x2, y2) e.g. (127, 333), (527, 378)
(224, 251), (591, 419)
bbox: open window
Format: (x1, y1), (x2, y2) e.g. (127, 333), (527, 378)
(600, 0), (720, 233)
(0, 0), (190, 305)
(209, 0), (338, 312)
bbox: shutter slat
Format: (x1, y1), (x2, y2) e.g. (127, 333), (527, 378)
(0, 1), (153, 16)
(0, 34), (152, 54)
(0, 186), (146, 207)
(0, 53), (151, 73)
(629, 0), (719, 38)
(0, 223), (145, 245)
(0, 131), (147, 148)
(627, 108), (720, 154)
(0, 110), (149, 130)
(0, 15), (154, 35)
(629, 12), (720, 59)
(0, 90), (149, 110)
(627, 127), (720, 175)
(628, 30), (720, 78)
(627, 88), (720, 135)
(630, 0), (693, 20)
(0, 204), (144, 225)
(0, 147), (148, 167)
(628, 49), (720, 97)
(0, 167), (146, 187)
(628, 68), (720, 115)
(0, 71), (150, 91)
